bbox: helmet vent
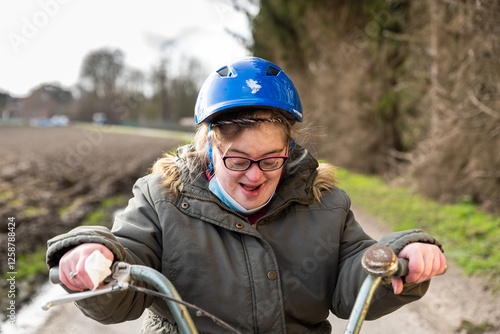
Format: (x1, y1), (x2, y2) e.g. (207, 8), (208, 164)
(217, 66), (233, 77)
(266, 66), (280, 76)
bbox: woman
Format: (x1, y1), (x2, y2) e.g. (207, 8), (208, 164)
(46, 57), (446, 333)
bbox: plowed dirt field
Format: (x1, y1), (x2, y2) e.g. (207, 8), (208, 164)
(0, 126), (182, 318)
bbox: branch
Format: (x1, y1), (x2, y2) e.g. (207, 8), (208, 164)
(467, 89), (500, 119)
(472, 171), (500, 179)
(386, 148), (412, 162)
(381, 30), (412, 42)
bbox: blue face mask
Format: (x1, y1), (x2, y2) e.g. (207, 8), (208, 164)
(209, 175), (274, 215)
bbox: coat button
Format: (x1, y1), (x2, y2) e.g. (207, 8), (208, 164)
(181, 202), (189, 209)
(235, 223), (244, 229)
(267, 271), (278, 281)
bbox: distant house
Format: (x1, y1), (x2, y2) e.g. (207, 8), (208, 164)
(1, 85), (72, 121)
(1, 97), (25, 119)
(23, 87), (58, 119)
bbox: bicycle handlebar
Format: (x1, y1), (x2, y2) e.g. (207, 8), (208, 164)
(44, 262), (199, 334)
(49, 266), (61, 284)
(44, 247), (425, 334)
(48, 248), (410, 284)
(344, 245), (446, 334)
(394, 258), (409, 278)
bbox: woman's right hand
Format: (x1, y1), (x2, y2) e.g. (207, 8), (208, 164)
(59, 243), (114, 291)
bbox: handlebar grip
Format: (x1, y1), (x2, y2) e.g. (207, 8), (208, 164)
(392, 258), (409, 279)
(391, 258), (447, 279)
(49, 266), (62, 284)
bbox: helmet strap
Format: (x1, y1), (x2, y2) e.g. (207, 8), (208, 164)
(206, 123), (214, 174)
(289, 138), (296, 152)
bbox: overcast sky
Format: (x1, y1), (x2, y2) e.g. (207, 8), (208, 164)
(0, 0), (256, 97)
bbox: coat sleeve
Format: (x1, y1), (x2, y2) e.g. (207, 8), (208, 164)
(46, 176), (164, 324)
(331, 191), (443, 320)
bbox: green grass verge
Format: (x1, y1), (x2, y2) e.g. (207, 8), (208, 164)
(336, 168), (500, 287)
(458, 320), (495, 334)
(3, 196), (130, 282)
(76, 122), (193, 143)
(82, 195), (130, 228)
(6, 245), (49, 281)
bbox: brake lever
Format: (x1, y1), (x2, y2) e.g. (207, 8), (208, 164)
(42, 262), (132, 310)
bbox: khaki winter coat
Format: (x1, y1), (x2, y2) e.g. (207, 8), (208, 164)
(46, 145), (442, 333)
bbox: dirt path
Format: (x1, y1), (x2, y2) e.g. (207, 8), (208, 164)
(3, 207), (498, 334)
(329, 208), (500, 334)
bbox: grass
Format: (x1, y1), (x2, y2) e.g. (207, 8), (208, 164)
(459, 320), (495, 334)
(13, 245), (48, 281)
(0, 188), (14, 200)
(82, 195), (130, 228)
(24, 207), (46, 217)
(76, 122), (193, 143)
(336, 168), (500, 288)
(3, 195), (130, 283)
(58, 205), (70, 216)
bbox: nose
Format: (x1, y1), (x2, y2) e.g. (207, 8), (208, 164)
(244, 162), (264, 182)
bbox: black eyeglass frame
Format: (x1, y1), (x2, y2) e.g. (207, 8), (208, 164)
(217, 146), (289, 172)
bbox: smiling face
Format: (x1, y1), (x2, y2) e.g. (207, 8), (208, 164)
(212, 122), (288, 210)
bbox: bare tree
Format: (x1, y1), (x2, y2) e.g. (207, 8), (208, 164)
(169, 57), (206, 121)
(80, 48), (124, 98)
(149, 59), (169, 121)
(79, 48), (125, 123)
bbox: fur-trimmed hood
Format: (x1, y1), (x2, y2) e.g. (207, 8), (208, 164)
(151, 144), (337, 205)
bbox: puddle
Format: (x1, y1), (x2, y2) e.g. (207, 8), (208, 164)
(0, 281), (66, 334)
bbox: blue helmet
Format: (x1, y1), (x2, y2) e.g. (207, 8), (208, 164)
(194, 57), (303, 124)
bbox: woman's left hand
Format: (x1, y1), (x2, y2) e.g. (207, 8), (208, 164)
(392, 242), (447, 295)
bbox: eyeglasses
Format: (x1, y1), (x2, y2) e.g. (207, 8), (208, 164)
(218, 147), (288, 172)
